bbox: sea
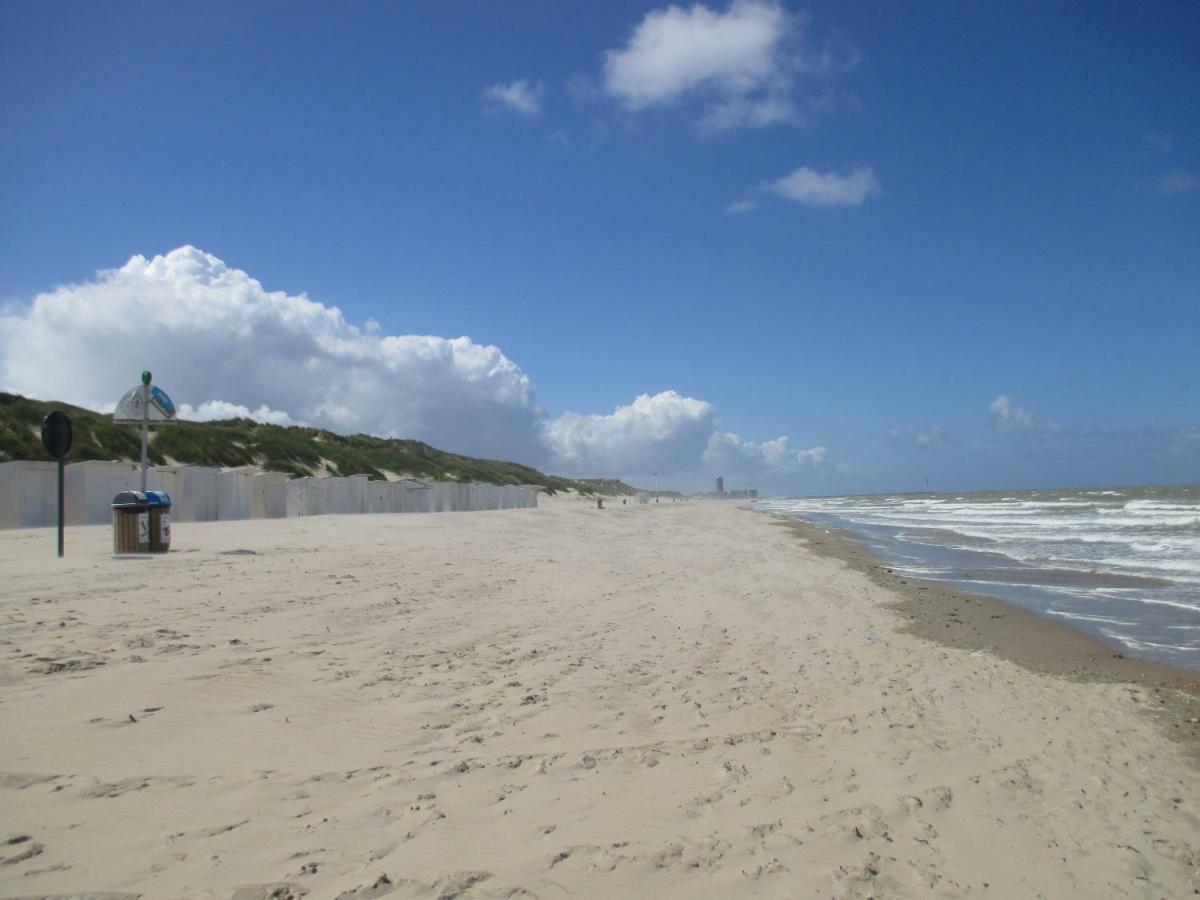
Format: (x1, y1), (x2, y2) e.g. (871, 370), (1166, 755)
(756, 485), (1200, 669)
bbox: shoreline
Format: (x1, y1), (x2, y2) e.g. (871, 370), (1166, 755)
(760, 510), (1200, 753)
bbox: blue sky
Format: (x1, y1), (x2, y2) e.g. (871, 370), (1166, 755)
(1, 0), (1197, 494)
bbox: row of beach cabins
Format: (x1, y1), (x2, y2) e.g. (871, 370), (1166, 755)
(0, 460), (539, 530)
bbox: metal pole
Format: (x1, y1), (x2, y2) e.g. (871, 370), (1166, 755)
(57, 458), (64, 558)
(140, 382), (149, 493)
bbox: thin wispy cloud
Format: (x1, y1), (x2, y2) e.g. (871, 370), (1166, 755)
(1145, 132), (1174, 153)
(481, 79), (545, 117)
(600, 0), (856, 133)
(883, 425), (958, 450)
(725, 199), (758, 214)
(1158, 169), (1198, 195)
(764, 165), (880, 207)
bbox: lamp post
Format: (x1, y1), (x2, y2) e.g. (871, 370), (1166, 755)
(139, 371), (151, 492)
(113, 371), (177, 489)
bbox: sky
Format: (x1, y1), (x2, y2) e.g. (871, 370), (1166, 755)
(1, 0), (1197, 495)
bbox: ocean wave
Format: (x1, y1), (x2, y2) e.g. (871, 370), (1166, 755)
(1098, 630), (1200, 653)
(1121, 596), (1200, 614)
(762, 488), (1200, 668)
(1095, 558), (1200, 582)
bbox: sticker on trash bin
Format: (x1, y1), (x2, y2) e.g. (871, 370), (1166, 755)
(138, 512), (149, 545)
(160, 513), (171, 545)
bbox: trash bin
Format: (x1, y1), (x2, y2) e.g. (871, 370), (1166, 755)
(145, 490), (172, 552)
(112, 491), (150, 554)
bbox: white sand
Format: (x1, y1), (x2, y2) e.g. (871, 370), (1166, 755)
(1, 495), (1197, 897)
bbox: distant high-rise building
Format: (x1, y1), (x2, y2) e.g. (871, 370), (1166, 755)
(716, 476), (724, 495)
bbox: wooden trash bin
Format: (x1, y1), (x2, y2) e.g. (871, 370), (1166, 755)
(112, 491), (150, 554)
(145, 490), (172, 552)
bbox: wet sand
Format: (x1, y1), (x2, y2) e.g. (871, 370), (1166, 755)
(766, 514), (1200, 754)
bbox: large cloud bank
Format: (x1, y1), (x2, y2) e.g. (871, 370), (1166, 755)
(0, 247), (826, 481)
(0, 247), (544, 461)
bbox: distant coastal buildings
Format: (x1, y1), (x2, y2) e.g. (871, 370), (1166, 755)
(711, 475), (757, 500)
(726, 489), (759, 499)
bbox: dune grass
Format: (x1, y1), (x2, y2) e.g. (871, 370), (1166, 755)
(0, 393), (632, 494)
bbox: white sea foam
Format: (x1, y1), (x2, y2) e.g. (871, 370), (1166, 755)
(1097, 559), (1200, 582)
(760, 486), (1200, 667)
(1045, 610), (1138, 626)
(1124, 596), (1200, 615)
(1098, 630), (1199, 653)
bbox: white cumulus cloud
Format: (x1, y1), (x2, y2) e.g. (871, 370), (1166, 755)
(704, 431), (826, 472)
(0, 246), (545, 460)
(601, 0), (854, 132)
(481, 79), (545, 117)
(765, 165), (880, 207)
(989, 395), (1034, 431)
(1, 247), (829, 482)
(541, 391), (717, 475)
(176, 400), (296, 426)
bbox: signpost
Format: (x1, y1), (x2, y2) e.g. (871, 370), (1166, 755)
(113, 371), (177, 491)
(40, 411), (73, 558)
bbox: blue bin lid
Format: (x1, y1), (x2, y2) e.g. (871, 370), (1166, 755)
(145, 490), (172, 509)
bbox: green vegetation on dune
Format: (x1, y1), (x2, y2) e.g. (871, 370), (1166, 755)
(575, 478), (639, 496)
(0, 393), (606, 493)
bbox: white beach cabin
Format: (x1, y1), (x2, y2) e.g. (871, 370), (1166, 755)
(150, 465), (219, 522)
(347, 474), (369, 514)
(217, 467), (256, 520)
(430, 481), (456, 512)
(251, 471), (290, 519)
(366, 479), (393, 514)
(286, 476), (320, 517)
(455, 482), (472, 512)
(0, 460), (58, 529)
(64, 461), (142, 525)
(389, 479), (423, 513)
(321, 476), (352, 515)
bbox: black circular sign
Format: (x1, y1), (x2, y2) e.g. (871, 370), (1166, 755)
(41, 411), (73, 460)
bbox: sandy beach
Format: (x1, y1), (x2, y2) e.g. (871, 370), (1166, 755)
(2, 496), (1198, 898)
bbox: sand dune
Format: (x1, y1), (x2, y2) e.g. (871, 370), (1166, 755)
(1, 496), (1197, 897)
